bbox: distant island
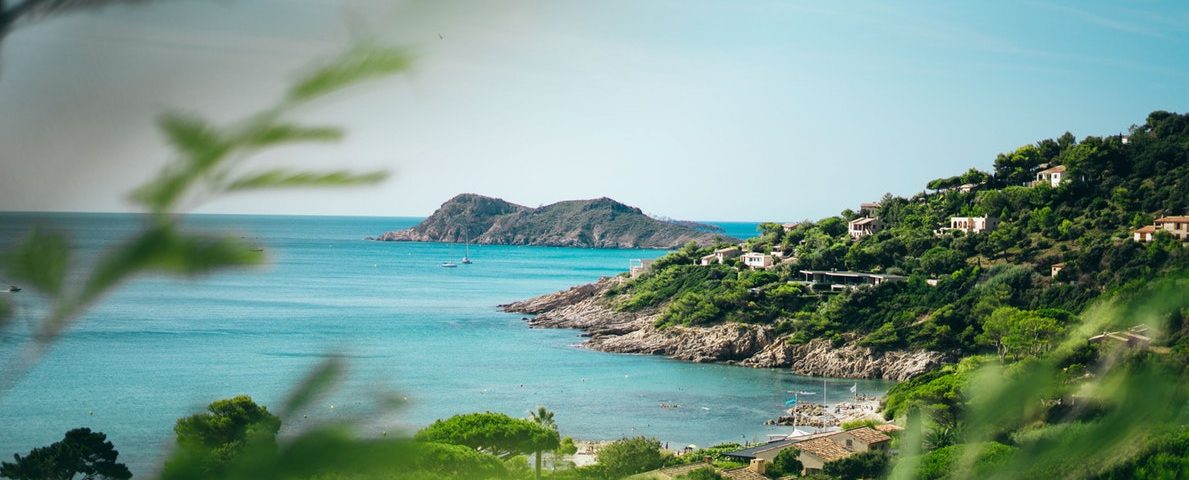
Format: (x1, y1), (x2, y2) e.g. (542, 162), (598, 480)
(374, 194), (737, 249)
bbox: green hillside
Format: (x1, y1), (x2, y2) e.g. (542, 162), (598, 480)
(609, 111), (1188, 356)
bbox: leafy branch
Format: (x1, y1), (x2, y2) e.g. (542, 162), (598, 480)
(0, 44), (411, 398)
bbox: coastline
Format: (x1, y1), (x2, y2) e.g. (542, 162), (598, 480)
(500, 276), (948, 381)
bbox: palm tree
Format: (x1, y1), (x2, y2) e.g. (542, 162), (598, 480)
(529, 406), (556, 479)
(530, 406), (556, 430)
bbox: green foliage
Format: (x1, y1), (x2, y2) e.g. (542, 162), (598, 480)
(840, 419), (883, 431)
(595, 437), (663, 479)
(0, 428), (131, 480)
(883, 357), (982, 421)
(1094, 428), (1189, 480)
(557, 437), (578, 457)
(769, 447), (803, 478)
(822, 450), (889, 479)
(919, 246), (964, 276)
(677, 466), (724, 480)
(890, 275), (1189, 480)
(901, 442), (1015, 480)
(663, 443), (746, 470)
(976, 307), (1065, 361)
(2, 227), (70, 298)
(414, 412), (559, 460)
(165, 395), (281, 477)
(287, 45), (413, 103)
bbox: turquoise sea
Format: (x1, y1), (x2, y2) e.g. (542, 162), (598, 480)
(0, 213), (892, 475)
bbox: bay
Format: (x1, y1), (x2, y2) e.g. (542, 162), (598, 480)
(0, 213), (892, 475)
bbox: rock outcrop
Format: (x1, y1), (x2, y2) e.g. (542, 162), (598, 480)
(502, 279), (949, 381)
(377, 194), (735, 249)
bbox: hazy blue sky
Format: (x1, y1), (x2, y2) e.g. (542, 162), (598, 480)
(2, 0), (1187, 221)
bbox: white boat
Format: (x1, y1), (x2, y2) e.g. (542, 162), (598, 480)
(441, 262), (457, 268)
(460, 226), (473, 264)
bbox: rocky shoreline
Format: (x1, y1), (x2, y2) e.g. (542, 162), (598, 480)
(500, 276), (948, 381)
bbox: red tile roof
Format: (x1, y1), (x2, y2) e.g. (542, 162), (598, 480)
(839, 427), (891, 444)
(1038, 165), (1067, 174)
(797, 438), (851, 462)
(1155, 216), (1189, 223)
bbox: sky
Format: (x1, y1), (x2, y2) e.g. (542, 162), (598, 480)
(1, 0), (1188, 222)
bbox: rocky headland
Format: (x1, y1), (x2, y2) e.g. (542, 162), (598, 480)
(500, 276), (949, 381)
(374, 193), (735, 249)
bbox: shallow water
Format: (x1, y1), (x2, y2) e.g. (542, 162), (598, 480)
(0, 213), (892, 474)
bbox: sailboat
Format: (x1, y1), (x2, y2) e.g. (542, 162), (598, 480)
(460, 226), (473, 264)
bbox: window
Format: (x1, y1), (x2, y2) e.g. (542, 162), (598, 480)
(846, 439), (853, 448)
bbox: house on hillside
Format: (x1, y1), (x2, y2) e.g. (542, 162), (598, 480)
(800, 270), (906, 290)
(957, 183), (981, 193)
(1133, 225), (1157, 242)
(1089, 325), (1152, 350)
(1051, 262), (1065, 278)
(938, 216), (999, 235)
(629, 259), (655, 278)
(1133, 216), (1189, 242)
(724, 427), (892, 476)
(742, 252), (774, 269)
(701, 247), (742, 265)
(1034, 165), (1067, 187)
(848, 217), (881, 239)
(1154, 216), (1189, 241)
(859, 202), (882, 217)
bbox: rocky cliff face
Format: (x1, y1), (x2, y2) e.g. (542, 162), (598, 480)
(376, 194), (734, 249)
(501, 278), (948, 381)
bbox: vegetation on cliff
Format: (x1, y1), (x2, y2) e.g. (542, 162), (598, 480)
(603, 112), (1187, 361)
(376, 194), (736, 248)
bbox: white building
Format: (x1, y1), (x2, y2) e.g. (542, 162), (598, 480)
(1134, 216), (1189, 242)
(848, 217), (881, 240)
(700, 247), (742, 265)
(742, 252), (774, 269)
(940, 216), (999, 235)
(1035, 165), (1066, 187)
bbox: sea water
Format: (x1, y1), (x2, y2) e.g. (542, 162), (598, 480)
(0, 213), (892, 474)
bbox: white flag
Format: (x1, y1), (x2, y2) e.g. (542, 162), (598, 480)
(849, 383), (857, 394)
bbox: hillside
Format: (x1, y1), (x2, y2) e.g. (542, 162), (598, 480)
(375, 194), (735, 248)
(508, 110), (1189, 370)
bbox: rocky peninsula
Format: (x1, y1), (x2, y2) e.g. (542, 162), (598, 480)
(501, 276), (948, 381)
(374, 194), (734, 249)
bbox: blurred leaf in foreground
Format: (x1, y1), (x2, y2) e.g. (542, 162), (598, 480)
(287, 45), (413, 103)
(225, 169), (388, 192)
(3, 227), (70, 298)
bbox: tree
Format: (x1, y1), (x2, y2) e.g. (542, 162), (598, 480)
(769, 446), (803, 478)
(0, 427), (131, 480)
(164, 395), (281, 477)
(414, 412), (559, 461)
(528, 407), (557, 480)
(977, 307), (1064, 361)
(920, 246), (964, 276)
(822, 450), (888, 479)
(596, 436), (663, 478)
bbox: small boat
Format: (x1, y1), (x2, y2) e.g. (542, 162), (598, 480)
(440, 262), (458, 268)
(7, 285), (20, 293)
(460, 226), (473, 264)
